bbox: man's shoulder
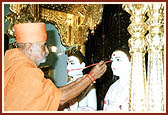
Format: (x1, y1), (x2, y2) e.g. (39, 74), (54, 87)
(16, 65), (44, 79)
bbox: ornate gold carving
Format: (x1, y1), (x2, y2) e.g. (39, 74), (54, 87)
(5, 4), (40, 37)
(39, 4), (103, 55)
(146, 3), (165, 112)
(5, 4), (104, 56)
(122, 4), (148, 111)
(5, 13), (16, 38)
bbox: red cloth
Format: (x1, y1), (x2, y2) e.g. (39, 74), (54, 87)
(4, 48), (62, 111)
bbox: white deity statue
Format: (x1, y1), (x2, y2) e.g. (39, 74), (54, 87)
(64, 51), (97, 111)
(104, 49), (131, 112)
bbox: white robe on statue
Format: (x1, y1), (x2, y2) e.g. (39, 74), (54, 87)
(104, 79), (130, 112)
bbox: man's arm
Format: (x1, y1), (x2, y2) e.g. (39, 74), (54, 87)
(59, 61), (107, 105)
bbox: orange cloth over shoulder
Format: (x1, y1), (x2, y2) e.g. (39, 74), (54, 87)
(4, 48), (62, 111)
(4, 23), (62, 111)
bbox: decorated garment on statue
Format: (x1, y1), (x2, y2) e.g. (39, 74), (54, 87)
(103, 79), (130, 111)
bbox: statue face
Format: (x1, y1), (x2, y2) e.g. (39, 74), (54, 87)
(111, 50), (130, 77)
(67, 56), (85, 77)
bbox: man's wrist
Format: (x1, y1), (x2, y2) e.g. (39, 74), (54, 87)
(85, 72), (96, 83)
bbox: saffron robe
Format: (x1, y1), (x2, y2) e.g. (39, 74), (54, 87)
(4, 48), (62, 111)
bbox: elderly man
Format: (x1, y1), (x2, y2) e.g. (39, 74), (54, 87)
(4, 23), (107, 111)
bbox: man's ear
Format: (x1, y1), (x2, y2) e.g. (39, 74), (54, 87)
(81, 62), (86, 68)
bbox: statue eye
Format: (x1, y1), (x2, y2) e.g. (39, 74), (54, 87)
(71, 62), (75, 65)
(116, 58), (121, 62)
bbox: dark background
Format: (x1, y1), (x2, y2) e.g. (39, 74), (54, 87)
(85, 4), (131, 110)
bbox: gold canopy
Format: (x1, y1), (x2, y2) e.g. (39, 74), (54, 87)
(5, 4), (104, 56)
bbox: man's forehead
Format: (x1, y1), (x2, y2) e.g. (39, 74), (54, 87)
(33, 41), (46, 45)
(39, 41), (47, 45)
